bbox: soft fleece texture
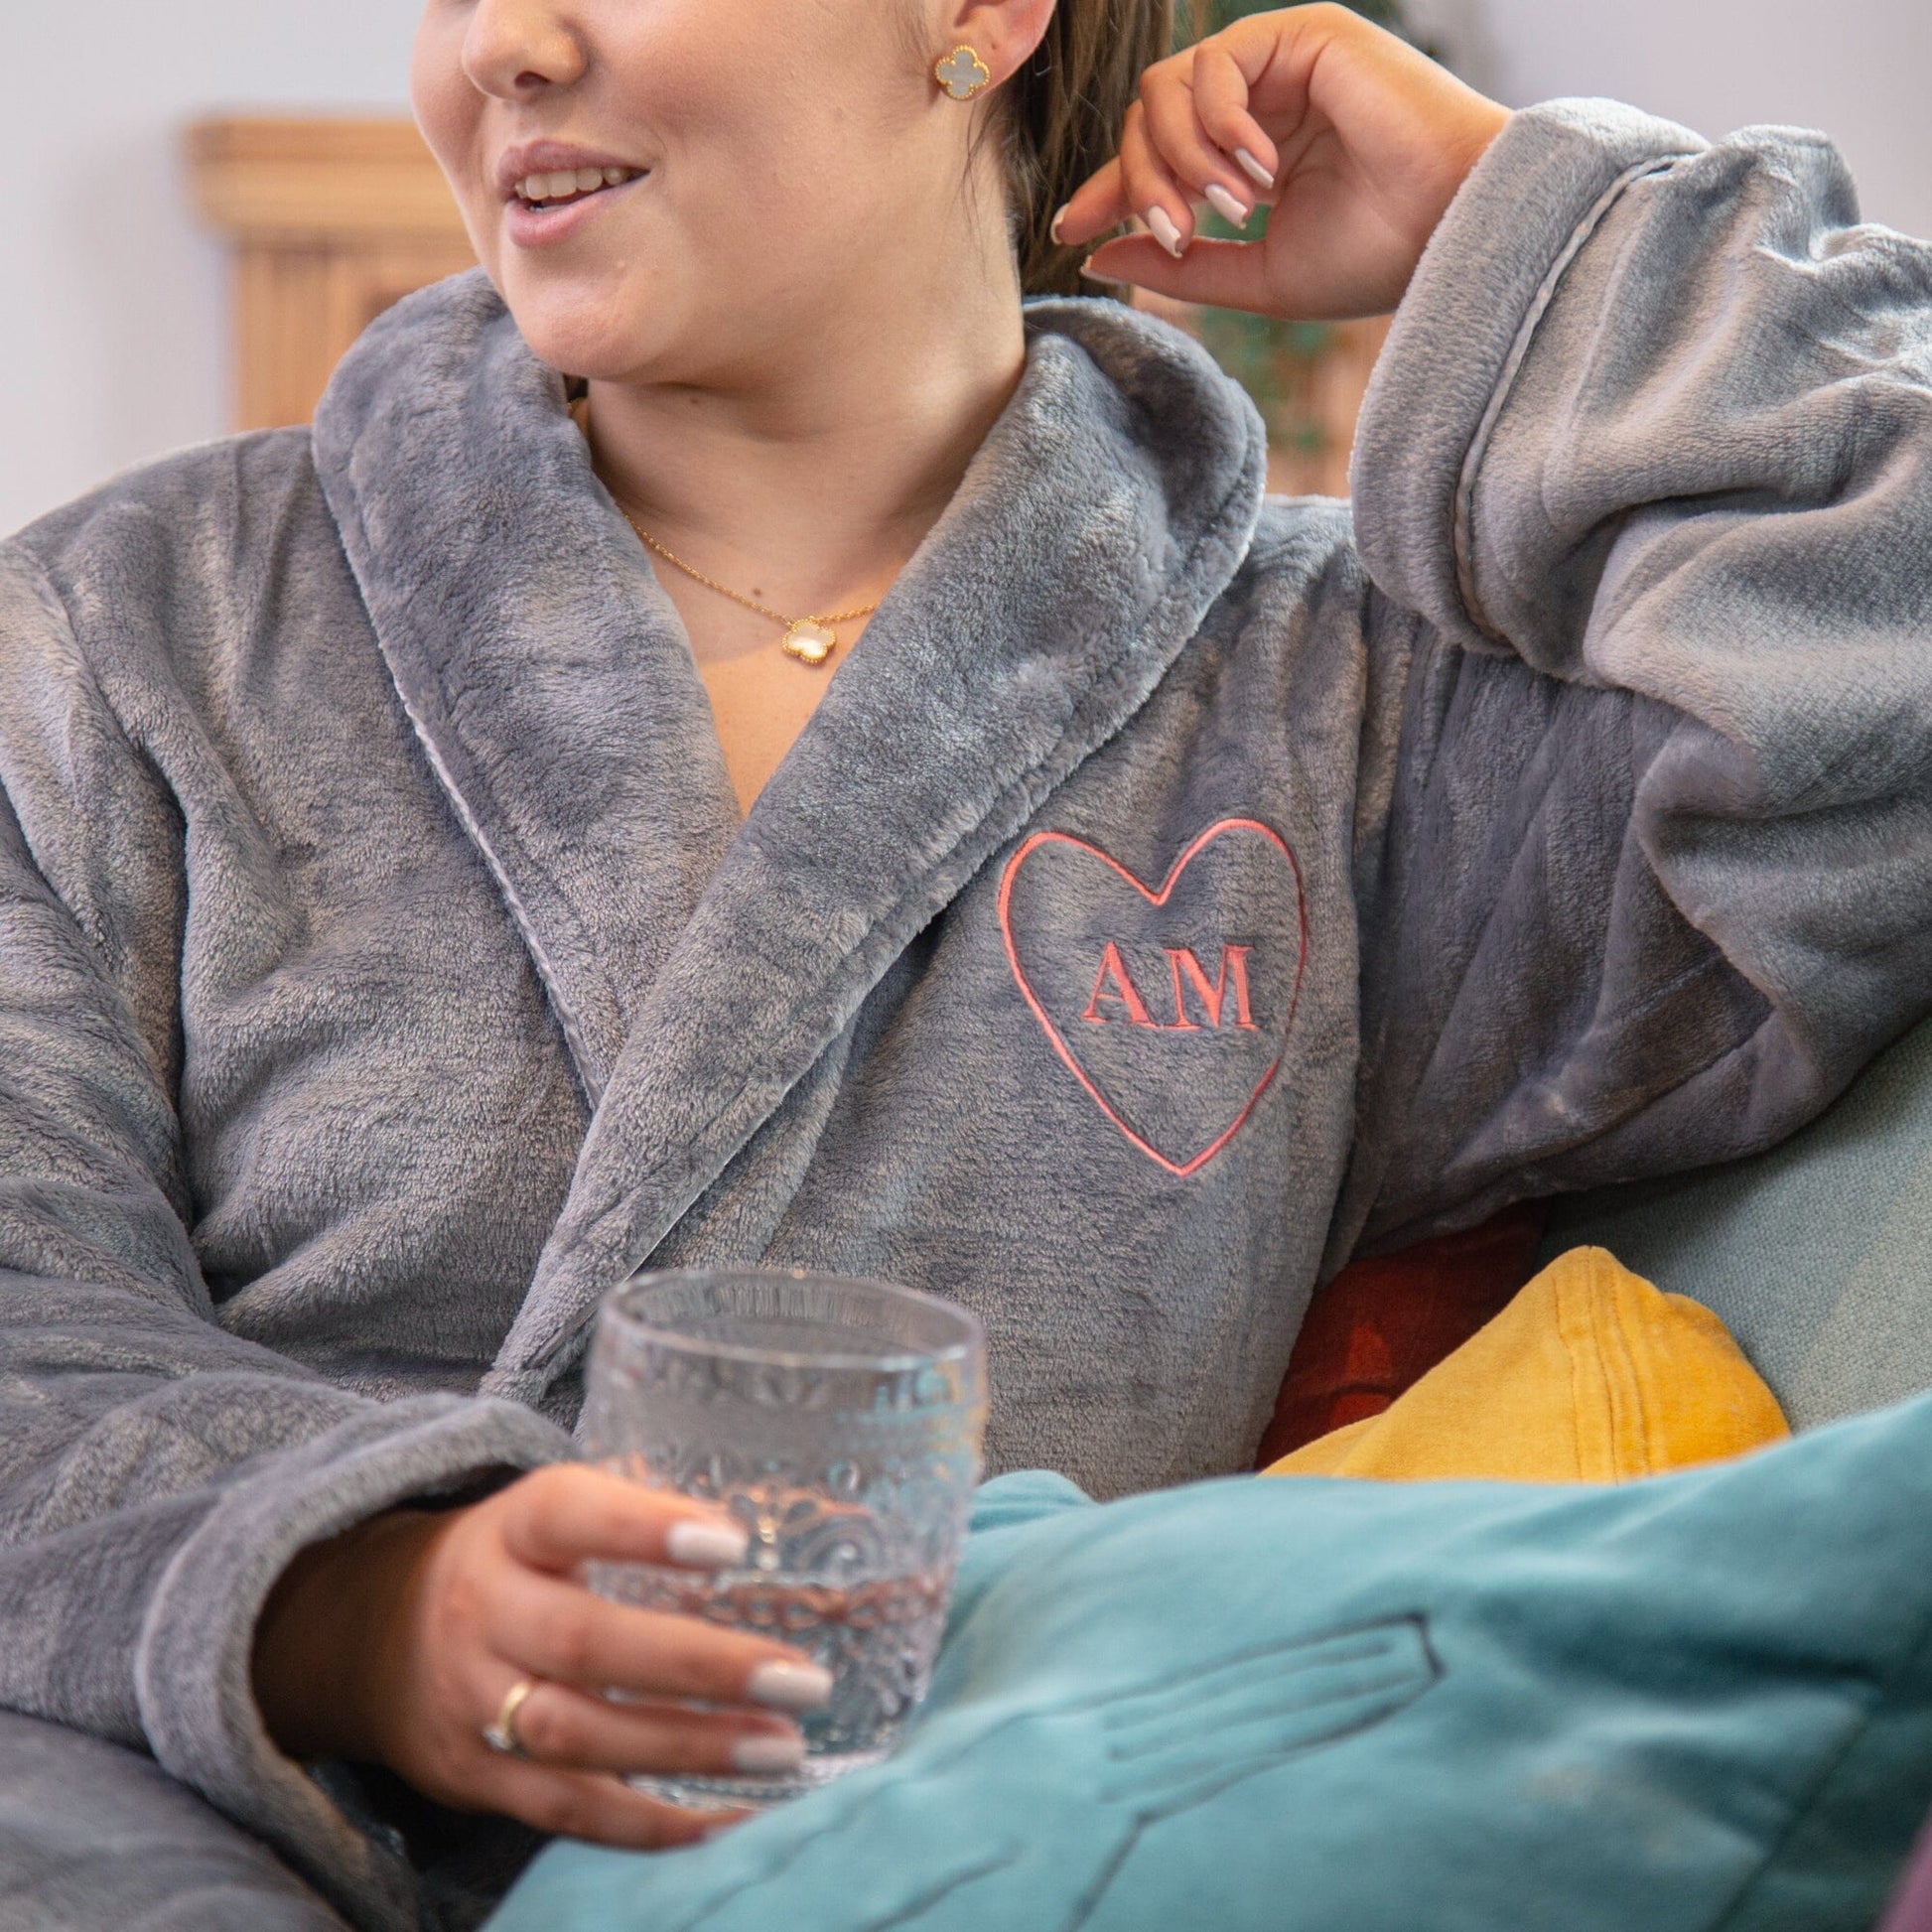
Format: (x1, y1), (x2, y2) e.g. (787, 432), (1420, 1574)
(494, 1403), (1932, 1932)
(3, 99), (1932, 1927)
(0, 1708), (346, 1931)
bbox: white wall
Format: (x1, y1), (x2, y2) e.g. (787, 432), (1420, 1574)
(2, 2), (415, 537)
(1414, 0), (1932, 238)
(5, 1), (1930, 534)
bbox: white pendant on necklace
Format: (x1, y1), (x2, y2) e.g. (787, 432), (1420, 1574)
(781, 619), (837, 666)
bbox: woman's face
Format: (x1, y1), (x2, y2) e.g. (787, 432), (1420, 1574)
(413, 0), (974, 388)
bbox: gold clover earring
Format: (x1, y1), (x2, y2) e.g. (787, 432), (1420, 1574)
(934, 45), (992, 101)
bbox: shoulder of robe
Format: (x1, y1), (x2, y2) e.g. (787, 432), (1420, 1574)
(1017, 293), (1360, 598)
(8, 427), (329, 614)
(1248, 494), (1357, 576)
(1202, 492), (1364, 636)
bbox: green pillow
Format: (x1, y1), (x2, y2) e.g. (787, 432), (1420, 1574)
(491, 1398), (1932, 1932)
(1544, 1018), (1932, 1431)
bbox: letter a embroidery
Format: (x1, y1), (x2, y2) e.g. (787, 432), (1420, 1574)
(1166, 945), (1259, 1031)
(1081, 942), (1156, 1027)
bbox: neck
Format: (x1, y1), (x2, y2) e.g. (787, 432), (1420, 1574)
(585, 243), (1029, 623)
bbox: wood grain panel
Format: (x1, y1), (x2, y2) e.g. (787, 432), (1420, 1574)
(188, 116), (477, 430)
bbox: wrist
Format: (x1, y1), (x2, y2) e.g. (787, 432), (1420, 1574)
(1449, 103), (1514, 199)
(252, 1507), (445, 1763)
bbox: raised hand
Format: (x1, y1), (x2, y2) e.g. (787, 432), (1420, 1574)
(1053, 3), (1510, 321)
(623, 1617), (1439, 1932)
(250, 1465), (833, 1848)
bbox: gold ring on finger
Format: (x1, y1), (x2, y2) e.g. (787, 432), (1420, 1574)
(483, 1676), (540, 1758)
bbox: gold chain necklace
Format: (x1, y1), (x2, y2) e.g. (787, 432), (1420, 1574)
(576, 391), (875, 667)
(620, 512), (877, 668)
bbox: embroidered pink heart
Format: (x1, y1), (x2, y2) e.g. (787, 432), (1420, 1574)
(998, 818), (1307, 1176)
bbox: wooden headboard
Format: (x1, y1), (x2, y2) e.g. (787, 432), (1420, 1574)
(188, 116), (476, 431)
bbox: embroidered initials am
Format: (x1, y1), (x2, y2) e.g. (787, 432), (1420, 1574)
(999, 819), (1308, 1177)
(1081, 943), (1258, 1032)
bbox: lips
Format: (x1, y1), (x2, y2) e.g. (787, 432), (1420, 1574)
(494, 143), (649, 247)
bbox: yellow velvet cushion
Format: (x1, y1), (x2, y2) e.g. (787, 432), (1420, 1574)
(1264, 1246), (1788, 1483)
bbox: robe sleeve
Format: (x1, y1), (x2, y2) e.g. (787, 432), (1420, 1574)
(0, 545), (568, 1928)
(1337, 99), (1932, 1262)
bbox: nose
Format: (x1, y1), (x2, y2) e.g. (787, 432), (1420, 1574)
(463, 0), (588, 100)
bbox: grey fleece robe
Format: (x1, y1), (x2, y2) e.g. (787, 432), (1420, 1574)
(2, 97), (1931, 1930)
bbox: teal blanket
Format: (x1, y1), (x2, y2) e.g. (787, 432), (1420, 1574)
(490, 1397), (1932, 1931)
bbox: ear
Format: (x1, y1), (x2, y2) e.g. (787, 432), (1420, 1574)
(931, 0), (1059, 92)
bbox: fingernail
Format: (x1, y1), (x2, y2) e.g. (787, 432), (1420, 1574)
(1078, 257), (1106, 280)
(1235, 146), (1275, 189)
(1203, 182), (1251, 228)
(746, 1660), (835, 1713)
(731, 1729), (807, 1774)
(1049, 203), (1070, 245)
(665, 1519), (750, 1569)
(1145, 207), (1185, 257)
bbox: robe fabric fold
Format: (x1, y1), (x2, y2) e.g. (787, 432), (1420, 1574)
(3, 98), (1932, 1929)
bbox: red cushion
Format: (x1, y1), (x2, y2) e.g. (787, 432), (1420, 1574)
(1255, 1202), (1551, 1468)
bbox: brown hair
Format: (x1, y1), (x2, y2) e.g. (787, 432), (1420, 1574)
(1001, 0), (1177, 297)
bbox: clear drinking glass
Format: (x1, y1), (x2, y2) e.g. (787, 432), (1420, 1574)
(579, 1267), (989, 1809)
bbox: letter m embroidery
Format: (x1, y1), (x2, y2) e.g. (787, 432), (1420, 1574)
(1166, 946), (1257, 1031)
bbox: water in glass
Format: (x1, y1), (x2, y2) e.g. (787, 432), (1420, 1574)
(580, 1268), (988, 1807)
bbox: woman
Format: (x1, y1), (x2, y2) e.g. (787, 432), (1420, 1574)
(2, 0), (1928, 1923)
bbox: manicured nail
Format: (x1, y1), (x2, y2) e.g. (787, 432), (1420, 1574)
(1049, 203), (1070, 245)
(731, 1730), (807, 1774)
(1203, 182), (1251, 227)
(746, 1660), (835, 1712)
(1235, 146), (1275, 189)
(665, 1519), (750, 1569)
(1145, 207), (1185, 257)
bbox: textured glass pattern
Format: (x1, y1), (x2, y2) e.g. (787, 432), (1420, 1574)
(581, 1269), (988, 1807)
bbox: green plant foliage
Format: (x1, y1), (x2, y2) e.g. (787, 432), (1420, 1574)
(1173, 0), (1415, 463)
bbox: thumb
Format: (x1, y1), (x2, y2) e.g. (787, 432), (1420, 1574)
(1080, 233), (1281, 314)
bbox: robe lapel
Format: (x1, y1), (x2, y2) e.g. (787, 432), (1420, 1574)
(484, 296), (1270, 1399)
(313, 273), (739, 1105)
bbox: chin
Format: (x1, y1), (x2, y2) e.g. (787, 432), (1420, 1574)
(498, 269), (682, 382)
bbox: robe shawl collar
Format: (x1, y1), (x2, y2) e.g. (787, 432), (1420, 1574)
(313, 271), (1266, 1402)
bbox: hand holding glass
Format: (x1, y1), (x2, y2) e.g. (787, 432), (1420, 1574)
(580, 1268), (989, 1807)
